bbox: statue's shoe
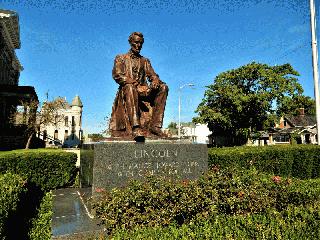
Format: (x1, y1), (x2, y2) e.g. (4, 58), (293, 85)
(132, 128), (144, 137)
(150, 127), (165, 137)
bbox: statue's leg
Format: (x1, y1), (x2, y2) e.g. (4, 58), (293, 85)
(122, 84), (140, 128)
(150, 83), (169, 129)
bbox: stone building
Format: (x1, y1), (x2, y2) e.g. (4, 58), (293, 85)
(39, 95), (83, 148)
(0, 9), (38, 150)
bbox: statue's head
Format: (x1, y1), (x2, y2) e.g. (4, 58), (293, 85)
(128, 32), (144, 54)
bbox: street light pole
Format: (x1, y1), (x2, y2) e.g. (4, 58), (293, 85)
(310, 0), (320, 145)
(178, 83), (194, 140)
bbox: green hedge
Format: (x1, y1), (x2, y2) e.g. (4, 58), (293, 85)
(28, 191), (52, 240)
(0, 149), (77, 191)
(208, 145), (320, 179)
(0, 172), (27, 238)
(111, 202), (320, 239)
(93, 167), (320, 234)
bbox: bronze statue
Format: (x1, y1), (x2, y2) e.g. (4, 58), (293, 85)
(109, 32), (168, 138)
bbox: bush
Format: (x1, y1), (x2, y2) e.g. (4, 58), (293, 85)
(93, 167), (320, 234)
(0, 172), (27, 238)
(0, 149), (77, 191)
(208, 145), (320, 179)
(111, 202), (320, 239)
(28, 192), (53, 240)
(94, 176), (214, 233)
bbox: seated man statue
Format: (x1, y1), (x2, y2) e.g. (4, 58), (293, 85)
(109, 32), (169, 138)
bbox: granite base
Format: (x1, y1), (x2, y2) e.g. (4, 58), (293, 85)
(80, 142), (208, 196)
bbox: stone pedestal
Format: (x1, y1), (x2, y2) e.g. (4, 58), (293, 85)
(80, 142), (208, 196)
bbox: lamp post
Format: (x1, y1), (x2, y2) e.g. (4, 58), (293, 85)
(178, 83), (194, 140)
(310, 0), (320, 145)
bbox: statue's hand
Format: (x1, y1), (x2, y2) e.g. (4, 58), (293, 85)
(137, 85), (150, 97)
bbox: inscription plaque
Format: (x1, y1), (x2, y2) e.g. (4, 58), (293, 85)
(80, 142), (208, 196)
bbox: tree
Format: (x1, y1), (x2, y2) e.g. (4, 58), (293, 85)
(100, 115), (111, 136)
(167, 122), (178, 135)
(277, 95), (315, 116)
(167, 122), (188, 137)
(88, 133), (105, 142)
(193, 62), (303, 146)
(12, 97), (68, 149)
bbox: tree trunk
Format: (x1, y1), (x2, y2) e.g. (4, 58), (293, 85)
(25, 133), (33, 149)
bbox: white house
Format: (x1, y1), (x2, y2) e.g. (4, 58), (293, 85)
(194, 124), (212, 144)
(181, 123), (211, 144)
(39, 95), (83, 148)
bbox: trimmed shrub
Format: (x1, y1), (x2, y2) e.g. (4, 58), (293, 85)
(208, 145), (320, 179)
(93, 167), (320, 234)
(28, 192), (53, 240)
(0, 149), (77, 191)
(0, 172), (27, 238)
(111, 202), (320, 239)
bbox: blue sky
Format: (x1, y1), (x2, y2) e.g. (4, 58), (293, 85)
(1, 0), (319, 134)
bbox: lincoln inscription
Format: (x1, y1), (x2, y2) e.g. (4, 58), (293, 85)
(105, 158), (200, 178)
(81, 142), (208, 194)
(134, 149), (178, 158)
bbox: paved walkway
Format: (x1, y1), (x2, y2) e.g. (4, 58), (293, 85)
(52, 188), (104, 239)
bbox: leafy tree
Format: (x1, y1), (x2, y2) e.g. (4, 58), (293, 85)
(167, 122), (178, 135)
(12, 97), (68, 149)
(166, 122), (187, 136)
(100, 115), (111, 136)
(168, 122), (177, 129)
(88, 133), (105, 142)
(277, 95), (315, 116)
(193, 62), (303, 145)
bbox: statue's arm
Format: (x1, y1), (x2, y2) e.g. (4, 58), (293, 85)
(112, 55), (128, 86)
(145, 58), (161, 84)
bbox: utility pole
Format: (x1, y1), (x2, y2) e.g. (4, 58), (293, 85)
(178, 83), (194, 140)
(310, 0), (320, 145)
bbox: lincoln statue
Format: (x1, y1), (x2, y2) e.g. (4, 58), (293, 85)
(109, 32), (168, 138)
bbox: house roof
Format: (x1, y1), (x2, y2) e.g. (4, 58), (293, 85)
(0, 84), (38, 102)
(285, 115), (316, 127)
(300, 128), (317, 134)
(71, 95), (83, 107)
(0, 9), (20, 49)
(273, 126), (317, 136)
(0, 9), (22, 71)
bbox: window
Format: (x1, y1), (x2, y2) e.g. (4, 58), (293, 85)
(72, 116), (75, 126)
(274, 135), (290, 142)
(65, 116), (68, 127)
(64, 130), (68, 140)
(54, 130), (58, 140)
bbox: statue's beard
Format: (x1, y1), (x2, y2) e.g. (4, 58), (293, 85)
(133, 49), (140, 54)
(131, 46), (141, 54)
